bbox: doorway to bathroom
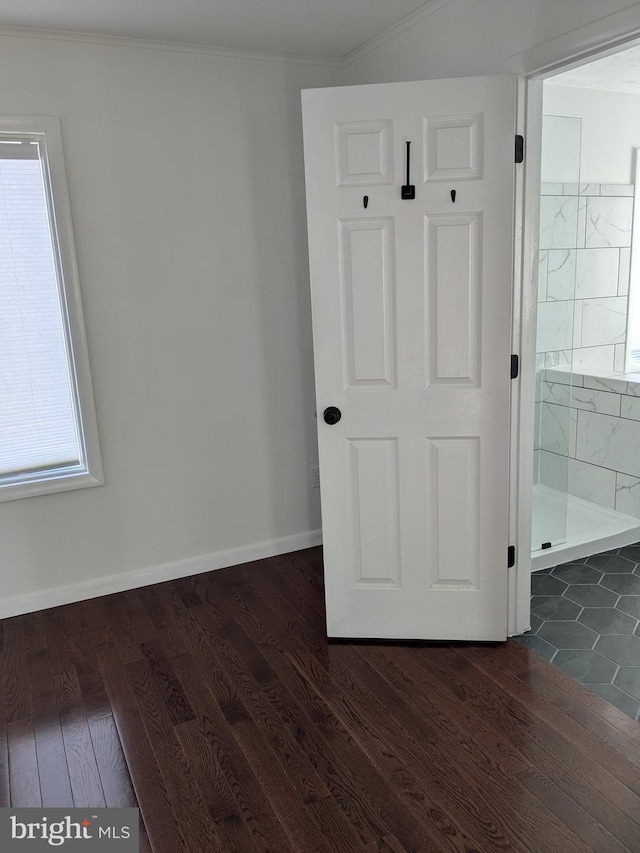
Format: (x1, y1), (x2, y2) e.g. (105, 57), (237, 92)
(521, 47), (640, 719)
(532, 60), (640, 570)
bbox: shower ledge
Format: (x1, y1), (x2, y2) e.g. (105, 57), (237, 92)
(543, 366), (640, 394)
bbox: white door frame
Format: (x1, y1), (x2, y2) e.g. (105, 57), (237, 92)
(509, 7), (640, 635)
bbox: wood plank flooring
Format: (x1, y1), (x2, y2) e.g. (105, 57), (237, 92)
(2, 546), (640, 852)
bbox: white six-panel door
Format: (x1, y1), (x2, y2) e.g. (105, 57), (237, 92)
(302, 76), (517, 640)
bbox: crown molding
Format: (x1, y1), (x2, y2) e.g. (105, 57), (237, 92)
(0, 1), (457, 70)
(504, 2), (640, 77)
(343, 0), (454, 67)
(0, 24), (343, 67)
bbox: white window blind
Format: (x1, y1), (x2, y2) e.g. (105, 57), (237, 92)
(0, 117), (101, 499)
(0, 136), (82, 482)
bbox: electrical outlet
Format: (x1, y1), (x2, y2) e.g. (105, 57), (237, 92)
(311, 466), (320, 489)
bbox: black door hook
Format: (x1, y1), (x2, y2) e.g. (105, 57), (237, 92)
(401, 141), (415, 200)
(450, 189), (456, 203)
(363, 195), (369, 209)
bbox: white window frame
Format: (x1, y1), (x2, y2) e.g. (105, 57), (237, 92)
(0, 115), (103, 502)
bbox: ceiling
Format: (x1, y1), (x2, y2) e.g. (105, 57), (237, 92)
(0, 0), (436, 59)
(550, 44), (640, 95)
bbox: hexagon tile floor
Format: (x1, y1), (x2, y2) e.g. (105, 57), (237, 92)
(516, 543), (640, 722)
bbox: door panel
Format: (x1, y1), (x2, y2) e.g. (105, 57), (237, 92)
(426, 436), (480, 589)
(426, 212), (481, 385)
(336, 120), (394, 186)
(424, 113), (484, 181)
(303, 76), (517, 640)
(348, 438), (401, 587)
(340, 218), (396, 387)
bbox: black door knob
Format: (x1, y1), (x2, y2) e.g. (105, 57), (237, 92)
(323, 406), (342, 425)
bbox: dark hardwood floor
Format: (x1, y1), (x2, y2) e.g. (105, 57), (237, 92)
(2, 546), (640, 852)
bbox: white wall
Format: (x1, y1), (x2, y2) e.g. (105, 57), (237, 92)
(543, 85), (640, 184)
(0, 32), (342, 612)
(345, 0), (640, 83)
(5, 1), (640, 614)
(540, 114), (582, 185)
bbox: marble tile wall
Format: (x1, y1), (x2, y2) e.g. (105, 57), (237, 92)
(535, 183), (634, 488)
(537, 182), (632, 376)
(539, 368), (640, 519)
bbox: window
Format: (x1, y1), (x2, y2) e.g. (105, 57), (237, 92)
(0, 116), (102, 501)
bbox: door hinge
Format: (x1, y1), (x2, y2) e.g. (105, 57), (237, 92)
(515, 134), (524, 164)
(508, 545), (516, 568)
(510, 354), (519, 379)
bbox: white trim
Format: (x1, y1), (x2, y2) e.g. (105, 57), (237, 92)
(0, 3), (637, 75)
(0, 529), (323, 619)
(0, 470), (103, 503)
(0, 6), (458, 69)
(0, 24), (343, 67)
(343, 0), (454, 67)
(509, 79), (543, 636)
(0, 114), (104, 503)
(511, 13), (640, 633)
(504, 4), (640, 78)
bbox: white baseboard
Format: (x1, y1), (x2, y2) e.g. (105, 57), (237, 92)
(0, 529), (323, 620)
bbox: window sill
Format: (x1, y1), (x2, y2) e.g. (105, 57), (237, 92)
(0, 470), (104, 503)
